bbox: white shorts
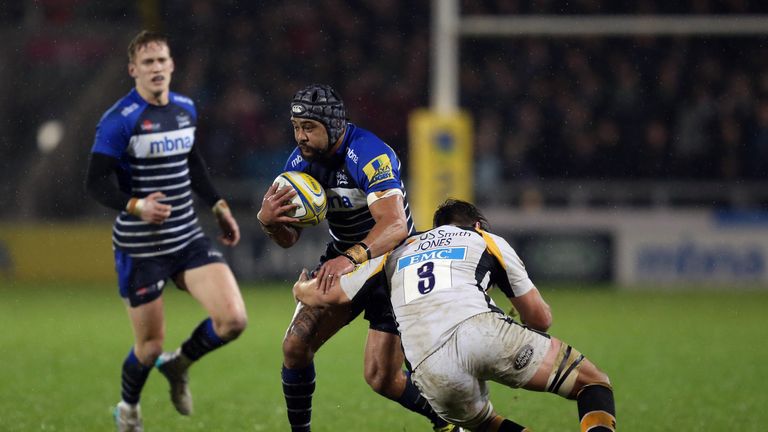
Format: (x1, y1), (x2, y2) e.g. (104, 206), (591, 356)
(411, 312), (551, 429)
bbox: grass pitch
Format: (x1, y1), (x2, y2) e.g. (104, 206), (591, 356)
(0, 280), (766, 431)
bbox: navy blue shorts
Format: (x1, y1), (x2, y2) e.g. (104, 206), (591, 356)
(316, 243), (398, 335)
(114, 237), (227, 307)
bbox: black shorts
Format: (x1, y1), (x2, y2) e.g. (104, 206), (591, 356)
(114, 236), (227, 307)
(316, 243), (398, 335)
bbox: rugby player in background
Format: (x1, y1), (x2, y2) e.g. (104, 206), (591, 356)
(85, 30), (247, 432)
(257, 84), (460, 431)
(294, 199), (617, 432)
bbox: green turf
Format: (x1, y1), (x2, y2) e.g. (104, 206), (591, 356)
(1, 280), (766, 431)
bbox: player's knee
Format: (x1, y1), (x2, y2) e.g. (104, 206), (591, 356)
(571, 362), (611, 399)
(364, 364), (401, 397)
(586, 366), (611, 387)
(364, 370), (390, 396)
(216, 314), (247, 340)
(282, 335), (313, 368)
(135, 339), (164, 364)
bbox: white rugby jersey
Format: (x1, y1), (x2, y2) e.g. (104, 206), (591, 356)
(341, 225), (534, 368)
(91, 89), (203, 257)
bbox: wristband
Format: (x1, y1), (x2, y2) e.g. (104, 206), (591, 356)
(341, 253), (357, 266)
(212, 199), (230, 217)
(358, 242), (371, 261)
(344, 242), (370, 265)
(126, 198), (145, 217)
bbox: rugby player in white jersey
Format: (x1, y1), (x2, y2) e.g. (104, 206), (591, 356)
(85, 30), (247, 432)
(293, 199), (616, 432)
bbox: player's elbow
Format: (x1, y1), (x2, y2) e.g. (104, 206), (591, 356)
(84, 172), (98, 198)
(275, 237), (296, 249)
(273, 228), (300, 248)
(388, 217), (409, 243)
(523, 305), (552, 332)
(532, 312), (553, 332)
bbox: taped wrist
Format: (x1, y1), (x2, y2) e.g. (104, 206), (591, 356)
(344, 242), (370, 265)
(126, 198), (145, 217)
(212, 199), (231, 217)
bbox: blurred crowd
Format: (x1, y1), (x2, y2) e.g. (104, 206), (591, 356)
(7, 0), (768, 188)
(161, 0), (431, 179)
(467, 36), (768, 186)
(160, 0), (768, 186)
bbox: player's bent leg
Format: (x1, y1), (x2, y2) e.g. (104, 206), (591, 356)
(282, 302), (351, 432)
(364, 330), (462, 431)
(523, 338), (616, 431)
(182, 262), (248, 341)
(116, 297), (165, 431)
(363, 329), (407, 398)
(126, 297), (166, 365)
(156, 263), (246, 416)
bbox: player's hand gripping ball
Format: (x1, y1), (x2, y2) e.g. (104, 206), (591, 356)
(272, 171), (327, 227)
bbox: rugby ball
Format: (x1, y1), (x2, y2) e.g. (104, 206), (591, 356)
(272, 171), (327, 227)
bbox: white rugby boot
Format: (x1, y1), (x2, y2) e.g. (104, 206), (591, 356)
(113, 401), (143, 432)
(434, 424), (465, 432)
(156, 348), (194, 415)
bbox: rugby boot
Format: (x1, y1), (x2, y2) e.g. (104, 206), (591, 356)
(156, 348), (194, 415)
(434, 424), (464, 432)
(114, 401), (143, 432)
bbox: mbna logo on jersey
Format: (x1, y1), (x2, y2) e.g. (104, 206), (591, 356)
(291, 103), (306, 115)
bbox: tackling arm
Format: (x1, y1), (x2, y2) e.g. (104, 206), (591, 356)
(509, 287), (552, 332)
(480, 228), (552, 332)
(292, 269), (350, 307)
(314, 191), (407, 293)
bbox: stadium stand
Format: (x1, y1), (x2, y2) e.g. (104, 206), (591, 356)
(2, 0), (768, 219)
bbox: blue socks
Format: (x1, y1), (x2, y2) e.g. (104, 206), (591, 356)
(120, 348), (152, 404)
(181, 318), (227, 361)
(121, 318), (228, 405)
(282, 363), (316, 432)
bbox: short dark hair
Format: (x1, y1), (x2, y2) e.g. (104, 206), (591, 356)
(432, 199), (490, 230)
(127, 30), (169, 63)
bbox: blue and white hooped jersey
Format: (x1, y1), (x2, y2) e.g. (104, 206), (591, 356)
(91, 88), (204, 257)
(284, 123), (415, 254)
